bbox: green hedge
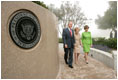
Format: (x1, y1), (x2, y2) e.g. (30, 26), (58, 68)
(59, 38), (63, 43)
(92, 37), (117, 50)
(106, 38), (117, 49)
(92, 37), (106, 45)
(59, 37), (117, 49)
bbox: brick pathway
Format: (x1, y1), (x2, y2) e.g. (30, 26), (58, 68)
(57, 44), (117, 79)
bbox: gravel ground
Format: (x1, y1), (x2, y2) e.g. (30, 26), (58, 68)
(57, 44), (117, 79)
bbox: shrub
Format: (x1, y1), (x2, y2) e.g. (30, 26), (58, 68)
(92, 37), (117, 50)
(92, 37), (106, 45)
(59, 38), (63, 43)
(106, 38), (117, 49)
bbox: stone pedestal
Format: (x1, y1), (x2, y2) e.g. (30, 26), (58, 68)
(1, 1), (59, 79)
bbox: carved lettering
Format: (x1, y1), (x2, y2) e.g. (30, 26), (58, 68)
(9, 11), (41, 49)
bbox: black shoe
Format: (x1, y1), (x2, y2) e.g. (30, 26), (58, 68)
(65, 61), (68, 64)
(68, 65), (73, 68)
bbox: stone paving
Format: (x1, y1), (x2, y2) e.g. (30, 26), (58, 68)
(57, 44), (117, 79)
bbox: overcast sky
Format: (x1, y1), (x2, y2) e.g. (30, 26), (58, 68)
(40, 0), (112, 38)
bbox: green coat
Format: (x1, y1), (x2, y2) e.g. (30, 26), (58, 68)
(81, 32), (92, 52)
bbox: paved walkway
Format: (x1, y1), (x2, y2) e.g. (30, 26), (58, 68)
(57, 44), (117, 79)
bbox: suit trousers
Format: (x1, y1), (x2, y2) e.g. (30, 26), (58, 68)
(64, 48), (73, 66)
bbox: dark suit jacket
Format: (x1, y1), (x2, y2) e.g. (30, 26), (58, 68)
(62, 28), (75, 48)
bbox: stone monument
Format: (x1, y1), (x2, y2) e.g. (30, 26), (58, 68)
(110, 27), (117, 39)
(1, 1), (59, 79)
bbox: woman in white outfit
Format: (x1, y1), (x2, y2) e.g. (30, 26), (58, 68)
(74, 27), (82, 64)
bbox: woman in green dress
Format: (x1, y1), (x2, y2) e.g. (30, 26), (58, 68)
(81, 25), (92, 64)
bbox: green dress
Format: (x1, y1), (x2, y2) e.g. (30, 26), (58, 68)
(81, 32), (92, 53)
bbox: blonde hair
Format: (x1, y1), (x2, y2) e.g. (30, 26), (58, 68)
(74, 27), (79, 32)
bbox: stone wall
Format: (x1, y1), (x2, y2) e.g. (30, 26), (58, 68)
(89, 48), (117, 72)
(1, 1), (59, 79)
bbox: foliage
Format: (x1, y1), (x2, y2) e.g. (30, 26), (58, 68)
(92, 37), (117, 49)
(48, 1), (87, 35)
(59, 38), (63, 43)
(32, 1), (48, 9)
(95, 1), (117, 29)
(106, 38), (117, 49)
(92, 37), (106, 45)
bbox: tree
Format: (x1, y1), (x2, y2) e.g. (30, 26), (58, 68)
(32, 1), (48, 9)
(48, 1), (87, 35)
(95, 1), (117, 29)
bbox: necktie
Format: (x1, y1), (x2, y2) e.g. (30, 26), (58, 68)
(70, 29), (72, 37)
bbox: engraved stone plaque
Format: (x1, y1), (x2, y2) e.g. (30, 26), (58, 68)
(9, 11), (41, 49)
(2, 2), (59, 79)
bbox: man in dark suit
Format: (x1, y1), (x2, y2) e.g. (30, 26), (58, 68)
(62, 21), (75, 68)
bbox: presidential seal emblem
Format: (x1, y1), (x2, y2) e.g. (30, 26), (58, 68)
(9, 11), (41, 49)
